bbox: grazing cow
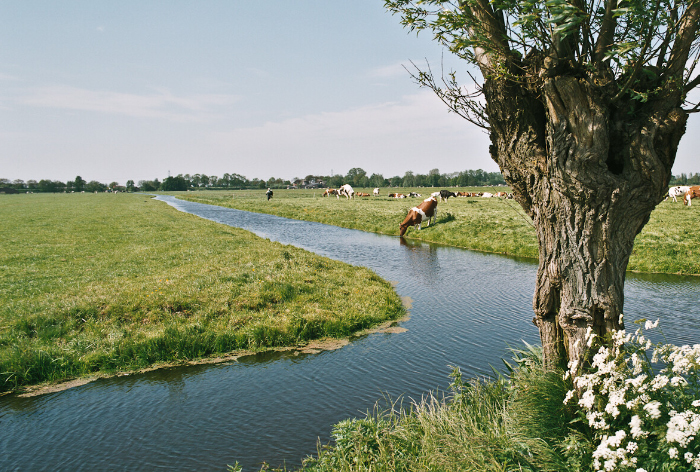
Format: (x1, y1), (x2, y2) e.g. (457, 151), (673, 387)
(338, 184), (355, 199)
(266, 188), (273, 200)
(439, 190), (457, 202)
(666, 186), (691, 203)
(399, 197), (438, 236)
(322, 188), (338, 197)
(683, 186), (700, 206)
(409, 192), (422, 197)
(373, 188), (380, 196)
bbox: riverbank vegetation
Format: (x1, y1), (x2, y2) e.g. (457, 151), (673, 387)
(258, 322), (698, 472)
(180, 189), (700, 275)
(0, 193), (405, 393)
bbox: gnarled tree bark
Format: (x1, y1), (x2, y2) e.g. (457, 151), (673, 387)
(485, 73), (687, 368)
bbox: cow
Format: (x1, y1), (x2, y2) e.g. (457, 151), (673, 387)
(266, 188), (273, 200)
(683, 186), (700, 206)
(389, 193), (407, 198)
(409, 192), (422, 197)
(322, 188), (338, 197)
(357, 192), (371, 197)
(439, 190), (457, 202)
(399, 197), (438, 237)
(666, 186), (691, 203)
(481, 192), (494, 198)
(373, 188), (380, 196)
(456, 192), (469, 197)
(495, 192), (508, 198)
(338, 184), (355, 199)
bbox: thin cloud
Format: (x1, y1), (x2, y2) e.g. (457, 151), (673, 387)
(367, 62), (409, 79)
(18, 86), (241, 122)
(211, 90), (493, 177)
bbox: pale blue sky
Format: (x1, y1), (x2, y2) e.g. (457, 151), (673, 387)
(1, 1), (697, 185)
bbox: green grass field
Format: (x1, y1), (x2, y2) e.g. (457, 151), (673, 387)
(0, 193), (405, 393)
(180, 187), (700, 275)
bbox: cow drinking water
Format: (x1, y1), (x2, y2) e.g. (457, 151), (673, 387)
(399, 197), (438, 237)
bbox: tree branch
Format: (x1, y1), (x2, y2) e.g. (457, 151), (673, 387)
(593, 0), (618, 64)
(667, 0), (700, 81)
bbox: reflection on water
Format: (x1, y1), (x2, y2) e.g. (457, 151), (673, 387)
(1, 196), (698, 471)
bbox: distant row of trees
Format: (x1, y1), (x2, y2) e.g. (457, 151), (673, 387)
(0, 176), (118, 193)
(4, 170), (699, 193)
(669, 173), (700, 186)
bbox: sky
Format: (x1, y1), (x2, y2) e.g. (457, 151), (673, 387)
(1, 1), (698, 185)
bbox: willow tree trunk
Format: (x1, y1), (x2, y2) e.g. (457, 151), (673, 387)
(485, 75), (687, 369)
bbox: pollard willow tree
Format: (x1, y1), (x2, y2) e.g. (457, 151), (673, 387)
(385, 0), (700, 369)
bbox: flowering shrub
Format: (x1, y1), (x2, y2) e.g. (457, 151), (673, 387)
(562, 319), (700, 471)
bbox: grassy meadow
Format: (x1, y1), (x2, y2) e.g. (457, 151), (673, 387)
(0, 193), (405, 393)
(180, 187), (700, 275)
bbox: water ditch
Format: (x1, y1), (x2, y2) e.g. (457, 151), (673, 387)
(1, 195), (698, 471)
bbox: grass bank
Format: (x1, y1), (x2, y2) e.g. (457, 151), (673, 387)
(0, 193), (405, 393)
(230, 346), (574, 472)
(180, 188), (700, 275)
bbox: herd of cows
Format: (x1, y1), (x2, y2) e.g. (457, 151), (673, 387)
(321, 184), (514, 201)
(310, 183), (700, 237)
(316, 184), (516, 236)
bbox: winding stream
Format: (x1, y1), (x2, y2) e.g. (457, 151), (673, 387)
(1, 195), (698, 471)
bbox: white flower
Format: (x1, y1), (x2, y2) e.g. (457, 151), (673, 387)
(635, 469), (647, 472)
(630, 415), (648, 439)
(644, 318), (659, 330)
(643, 401), (662, 419)
(564, 390), (575, 404)
(650, 374), (669, 391)
(670, 376), (688, 387)
(669, 447), (678, 459)
(692, 399), (700, 408)
(666, 410), (700, 447)
(579, 390), (596, 410)
(686, 452), (695, 463)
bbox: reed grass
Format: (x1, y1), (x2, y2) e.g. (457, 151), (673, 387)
(180, 188), (700, 275)
(295, 346), (571, 472)
(0, 193), (405, 393)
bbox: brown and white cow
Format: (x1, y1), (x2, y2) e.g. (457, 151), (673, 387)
(322, 188), (338, 197)
(399, 197), (438, 236)
(683, 186), (700, 206)
(373, 188), (380, 196)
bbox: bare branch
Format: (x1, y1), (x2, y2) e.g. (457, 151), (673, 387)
(404, 60), (491, 130)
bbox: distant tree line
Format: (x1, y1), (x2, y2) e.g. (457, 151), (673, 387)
(4, 170), (698, 194)
(669, 173), (700, 186)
